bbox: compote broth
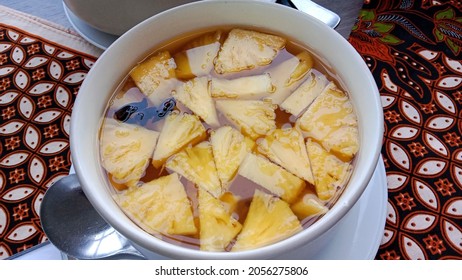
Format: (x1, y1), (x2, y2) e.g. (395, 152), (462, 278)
(99, 26), (359, 251)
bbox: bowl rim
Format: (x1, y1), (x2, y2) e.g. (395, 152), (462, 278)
(71, 0), (384, 259)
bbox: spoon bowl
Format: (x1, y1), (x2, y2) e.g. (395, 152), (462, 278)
(40, 174), (146, 260)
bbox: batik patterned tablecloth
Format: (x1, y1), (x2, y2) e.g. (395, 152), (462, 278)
(0, 5), (101, 259)
(349, 0), (462, 259)
(1, 0), (462, 260)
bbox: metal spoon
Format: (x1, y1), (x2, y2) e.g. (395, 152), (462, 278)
(290, 0), (341, 28)
(40, 174), (145, 260)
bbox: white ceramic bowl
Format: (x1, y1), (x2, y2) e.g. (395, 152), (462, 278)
(71, 0), (383, 259)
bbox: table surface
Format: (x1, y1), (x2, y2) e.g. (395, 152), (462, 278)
(2, 0), (363, 39)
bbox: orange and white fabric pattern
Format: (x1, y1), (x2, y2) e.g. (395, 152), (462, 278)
(349, 0), (462, 259)
(0, 5), (100, 259)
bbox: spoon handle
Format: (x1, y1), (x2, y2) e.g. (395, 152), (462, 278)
(40, 174), (146, 260)
(289, 0), (341, 28)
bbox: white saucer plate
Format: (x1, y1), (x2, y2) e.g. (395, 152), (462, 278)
(63, 2), (118, 50)
(63, 0), (278, 50)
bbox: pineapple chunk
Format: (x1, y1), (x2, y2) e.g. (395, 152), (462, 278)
(129, 51), (179, 106)
(280, 70), (328, 117)
(265, 51), (312, 105)
(324, 125), (360, 162)
(211, 74), (273, 99)
(172, 76), (219, 127)
(232, 190), (301, 251)
(215, 99), (277, 140)
(174, 30), (223, 79)
(297, 82), (359, 162)
(115, 173), (197, 236)
(100, 118), (159, 189)
(257, 127), (314, 185)
(210, 126), (255, 187)
(198, 188), (242, 251)
(291, 188), (328, 220)
(286, 51), (315, 86)
(220, 191), (241, 216)
(305, 139), (352, 201)
(215, 28), (286, 74)
(152, 112), (206, 168)
(166, 141), (222, 198)
(238, 153), (305, 203)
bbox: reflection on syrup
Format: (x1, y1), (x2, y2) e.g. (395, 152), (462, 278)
(114, 97), (176, 126)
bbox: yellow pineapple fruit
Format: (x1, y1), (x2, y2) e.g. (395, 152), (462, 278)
(280, 70), (328, 117)
(166, 141), (222, 198)
(211, 74), (274, 99)
(152, 111), (206, 168)
(215, 99), (276, 140)
(172, 76), (219, 127)
(129, 51), (179, 106)
(305, 138), (352, 201)
(198, 188), (242, 251)
(257, 127), (314, 185)
(285, 51), (314, 86)
(115, 173), (197, 236)
(238, 153), (305, 203)
(290, 188), (328, 220)
(210, 126), (255, 187)
(174, 30), (223, 79)
(100, 118), (159, 190)
(232, 189), (302, 251)
(297, 82), (359, 162)
(323, 125), (360, 162)
(220, 191), (241, 216)
(265, 51), (313, 105)
(215, 28), (286, 74)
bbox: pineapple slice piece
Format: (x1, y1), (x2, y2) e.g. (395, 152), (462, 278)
(214, 28), (286, 74)
(257, 127), (314, 185)
(210, 126), (255, 187)
(238, 153), (305, 203)
(280, 70), (328, 117)
(198, 188), (242, 251)
(152, 112), (206, 168)
(232, 190), (301, 251)
(172, 76), (219, 127)
(297, 82), (359, 162)
(286, 51), (315, 86)
(115, 173), (197, 236)
(129, 51), (179, 106)
(265, 51), (313, 105)
(305, 138), (352, 201)
(215, 99), (276, 140)
(174, 30), (223, 79)
(324, 125), (360, 162)
(100, 118), (159, 189)
(291, 188), (328, 220)
(166, 141), (223, 197)
(211, 73), (273, 99)
(220, 191), (241, 216)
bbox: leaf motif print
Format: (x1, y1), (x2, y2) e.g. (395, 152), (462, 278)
(413, 178), (439, 211)
(378, 13), (433, 43)
(441, 218), (462, 254)
(401, 233), (428, 260)
(433, 8), (462, 55)
(402, 212), (437, 232)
